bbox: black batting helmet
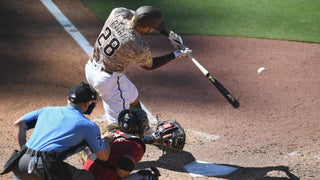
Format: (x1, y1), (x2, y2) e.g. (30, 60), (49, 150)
(118, 108), (148, 136)
(133, 5), (164, 30)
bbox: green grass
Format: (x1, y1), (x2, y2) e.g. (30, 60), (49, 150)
(82, 0), (320, 43)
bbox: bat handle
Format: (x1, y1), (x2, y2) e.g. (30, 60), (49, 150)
(188, 55), (208, 76)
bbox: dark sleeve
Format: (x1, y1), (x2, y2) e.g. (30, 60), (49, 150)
(144, 53), (176, 70)
(116, 139), (145, 171)
(141, 29), (177, 70)
(159, 29), (170, 37)
(118, 155), (135, 171)
(25, 119), (37, 129)
(20, 108), (45, 129)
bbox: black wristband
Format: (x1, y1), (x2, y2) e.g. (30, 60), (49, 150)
(160, 29), (170, 37)
(150, 53), (175, 69)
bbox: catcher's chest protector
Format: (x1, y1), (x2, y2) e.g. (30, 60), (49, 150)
(113, 132), (146, 152)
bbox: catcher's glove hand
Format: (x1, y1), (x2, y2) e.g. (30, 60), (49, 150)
(152, 120), (186, 151)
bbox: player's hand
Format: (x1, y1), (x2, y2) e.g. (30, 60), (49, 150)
(169, 31), (183, 48)
(173, 45), (192, 58)
(102, 131), (115, 143)
(159, 133), (173, 146)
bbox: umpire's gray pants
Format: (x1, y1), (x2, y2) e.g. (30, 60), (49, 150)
(13, 153), (94, 180)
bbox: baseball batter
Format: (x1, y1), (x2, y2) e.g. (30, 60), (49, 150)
(85, 5), (192, 128)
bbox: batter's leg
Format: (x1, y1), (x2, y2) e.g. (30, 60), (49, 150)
(130, 98), (142, 109)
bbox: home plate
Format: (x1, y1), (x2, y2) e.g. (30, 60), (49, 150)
(184, 160), (238, 177)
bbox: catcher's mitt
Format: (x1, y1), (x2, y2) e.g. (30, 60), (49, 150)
(152, 120), (186, 151)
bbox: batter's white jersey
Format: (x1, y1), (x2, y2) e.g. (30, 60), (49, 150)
(86, 7), (155, 124)
(93, 7), (153, 73)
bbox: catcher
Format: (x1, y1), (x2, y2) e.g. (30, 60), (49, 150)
(83, 108), (186, 180)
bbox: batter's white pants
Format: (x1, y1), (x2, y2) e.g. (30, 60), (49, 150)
(85, 59), (138, 124)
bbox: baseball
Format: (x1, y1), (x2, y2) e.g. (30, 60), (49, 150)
(257, 67), (266, 74)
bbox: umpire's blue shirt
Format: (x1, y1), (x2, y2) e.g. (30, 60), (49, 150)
(22, 105), (106, 158)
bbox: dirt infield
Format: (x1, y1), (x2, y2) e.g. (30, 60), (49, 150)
(1, 0), (320, 179)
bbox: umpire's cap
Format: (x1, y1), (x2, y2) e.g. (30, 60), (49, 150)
(68, 82), (97, 103)
(133, 5), (164, 30)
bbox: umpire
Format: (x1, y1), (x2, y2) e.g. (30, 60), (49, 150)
(7, 82), (110, 180)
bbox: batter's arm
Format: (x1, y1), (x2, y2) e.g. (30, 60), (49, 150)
(159, 29), (170, 36)
(143, 53), (176, 70)
(141, 29), (187, 70)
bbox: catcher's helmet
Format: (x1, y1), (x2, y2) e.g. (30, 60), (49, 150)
(118, 108), (148, 136)
(68, 82), (97, 103)
(133, 5), (164, 30)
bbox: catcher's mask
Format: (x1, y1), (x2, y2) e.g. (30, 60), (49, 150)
(133, 5), (164, 30)
(118, 108), (148, 137)
(68, 82), (98, 115)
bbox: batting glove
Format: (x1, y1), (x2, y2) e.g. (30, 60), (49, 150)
(169, 31), (183, 48)
(173, 45), (192, 58)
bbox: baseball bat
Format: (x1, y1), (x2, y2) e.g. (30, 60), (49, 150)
(159, 29), (240, 108)
(189, 55), (240, 108)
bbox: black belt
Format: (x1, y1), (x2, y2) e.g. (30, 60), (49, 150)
(25, 148), (64, 161)
(25, 148), (41, 156)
